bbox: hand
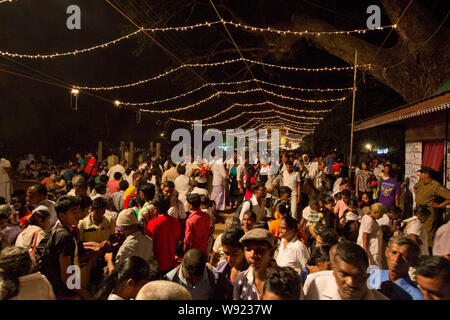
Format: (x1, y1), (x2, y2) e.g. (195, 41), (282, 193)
(239, 187), (244, 194)
(428, 201), (441, 208)
(104, 252), (113, 262)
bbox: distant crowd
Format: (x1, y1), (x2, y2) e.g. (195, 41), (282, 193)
(0, 149), (449, 300)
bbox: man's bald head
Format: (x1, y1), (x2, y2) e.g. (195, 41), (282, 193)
(135, 280), (192, 300)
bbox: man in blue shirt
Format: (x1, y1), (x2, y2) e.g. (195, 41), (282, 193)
(369, 234), (423, 300)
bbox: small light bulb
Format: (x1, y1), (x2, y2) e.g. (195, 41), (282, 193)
(114, 100), (121, 106)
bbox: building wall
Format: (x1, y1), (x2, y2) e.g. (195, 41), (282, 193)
(405, 142), (422, 178)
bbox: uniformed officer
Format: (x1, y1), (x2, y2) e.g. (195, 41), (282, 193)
(414, 166), (450, 252)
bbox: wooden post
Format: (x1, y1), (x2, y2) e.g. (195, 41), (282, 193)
(348, 50), (358, 182)
(129, 141), (134, 166)
(98, 141), (103, 163)
(150, 141), (154, 154)
(120, 142), (125, 162)
(156, 142), (161, 158)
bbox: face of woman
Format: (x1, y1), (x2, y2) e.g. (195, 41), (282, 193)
(279, 220), (296, 242)
(222, 244), (245, 268)
(242, 215), (255, 232)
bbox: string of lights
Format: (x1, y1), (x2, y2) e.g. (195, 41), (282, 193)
(119, 86), (346, 107)
(167, 102), (329, 126)
(0, 18), (395, 59)
(75, 67), (355, 91)
(168, 101), (330, 123)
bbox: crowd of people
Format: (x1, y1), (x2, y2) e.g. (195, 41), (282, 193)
(0, 149), (449, 300)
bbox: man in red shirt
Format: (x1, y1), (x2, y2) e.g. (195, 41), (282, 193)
(184, 193), (211, 256)
(146, 196), (180, 275)
(85, 152), (97, 177)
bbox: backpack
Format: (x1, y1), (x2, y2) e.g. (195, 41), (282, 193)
(32, 227), (58, 283)
(234, 199), (253, 219)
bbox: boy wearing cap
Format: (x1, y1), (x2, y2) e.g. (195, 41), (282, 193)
(233, 228), (277, 300)
(105, 208), (153, 274)
(183, 193), (211, 256)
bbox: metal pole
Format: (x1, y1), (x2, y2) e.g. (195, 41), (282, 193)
(445, 108), (448, 187)
(348, 50), (358, 183)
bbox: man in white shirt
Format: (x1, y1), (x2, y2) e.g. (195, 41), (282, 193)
(280, 161), (301, 219)
(305, 241), (388, 300)
(211, 159), (227, 212)
(106, 160), (126, 180)
(174, 165), (191, 205)
(236, 158), (248, 203)
(0, 156), (13, 203)
(239, 182), (266, 222)
(403, 205), (431, 256)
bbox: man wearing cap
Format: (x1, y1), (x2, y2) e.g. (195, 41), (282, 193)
(414, 166), (450, 251)
(105, 208), (153, 274)
(233, 228), (278, 300)
(184, 193), (211, 256)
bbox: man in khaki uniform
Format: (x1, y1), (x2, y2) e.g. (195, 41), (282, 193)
(414, 167), (450, 251)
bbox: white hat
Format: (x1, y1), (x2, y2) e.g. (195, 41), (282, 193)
(116, 208), (138, 227)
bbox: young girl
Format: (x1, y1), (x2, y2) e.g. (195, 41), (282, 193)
(95, 256), (152, 300)
(15, 209), (50, 258)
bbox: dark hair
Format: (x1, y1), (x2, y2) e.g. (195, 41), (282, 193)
(0, 197), (5, 205)
(281, 213), (298, 230)
(163, 181), (175, 189)
(414, 205), (431, 217)
(187, 193), (201, 209)
(263, 266), (301, 300)
(79, 195), (92, 210)
(279, 186), (292, 196)
(416, 256), (450, 284)
(177, 165), (186, 175)
(341, 189), (351, 198)
(308, 194), (321, 208)
(30, 184), (47, 197)
(388, 206), (403, 219)
(0, 247), (32, 300)
(221, 227), (245, 250)
(113, 172), (122, 180)
(153, 195), (171, 215)
(94, 183), (107, 194)
(139, 183), (156, 201)
(28, 209), (50, 226)
(99, 174), (109, 184)
(333, 241), (369, 270)
(119, 180), (129, 191)
(278, 200), (291, 215)
(200, 195), (210, 206)
(94, 256), (151, 300)
(55, 195), (81, 217)
(251, 182), (265, 193)
(311, 245), (332, 264)
(92, 196), (107, 210)
(317, 228), (339, 246)
(242, 210), (256, 221)
(183, 249), (206, 277)
(285, 160), (293, 166)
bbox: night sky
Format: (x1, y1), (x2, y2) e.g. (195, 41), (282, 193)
(0, 0), (448, 161)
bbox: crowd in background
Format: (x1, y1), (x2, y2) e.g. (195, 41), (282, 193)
(0, 148), (449, 300)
